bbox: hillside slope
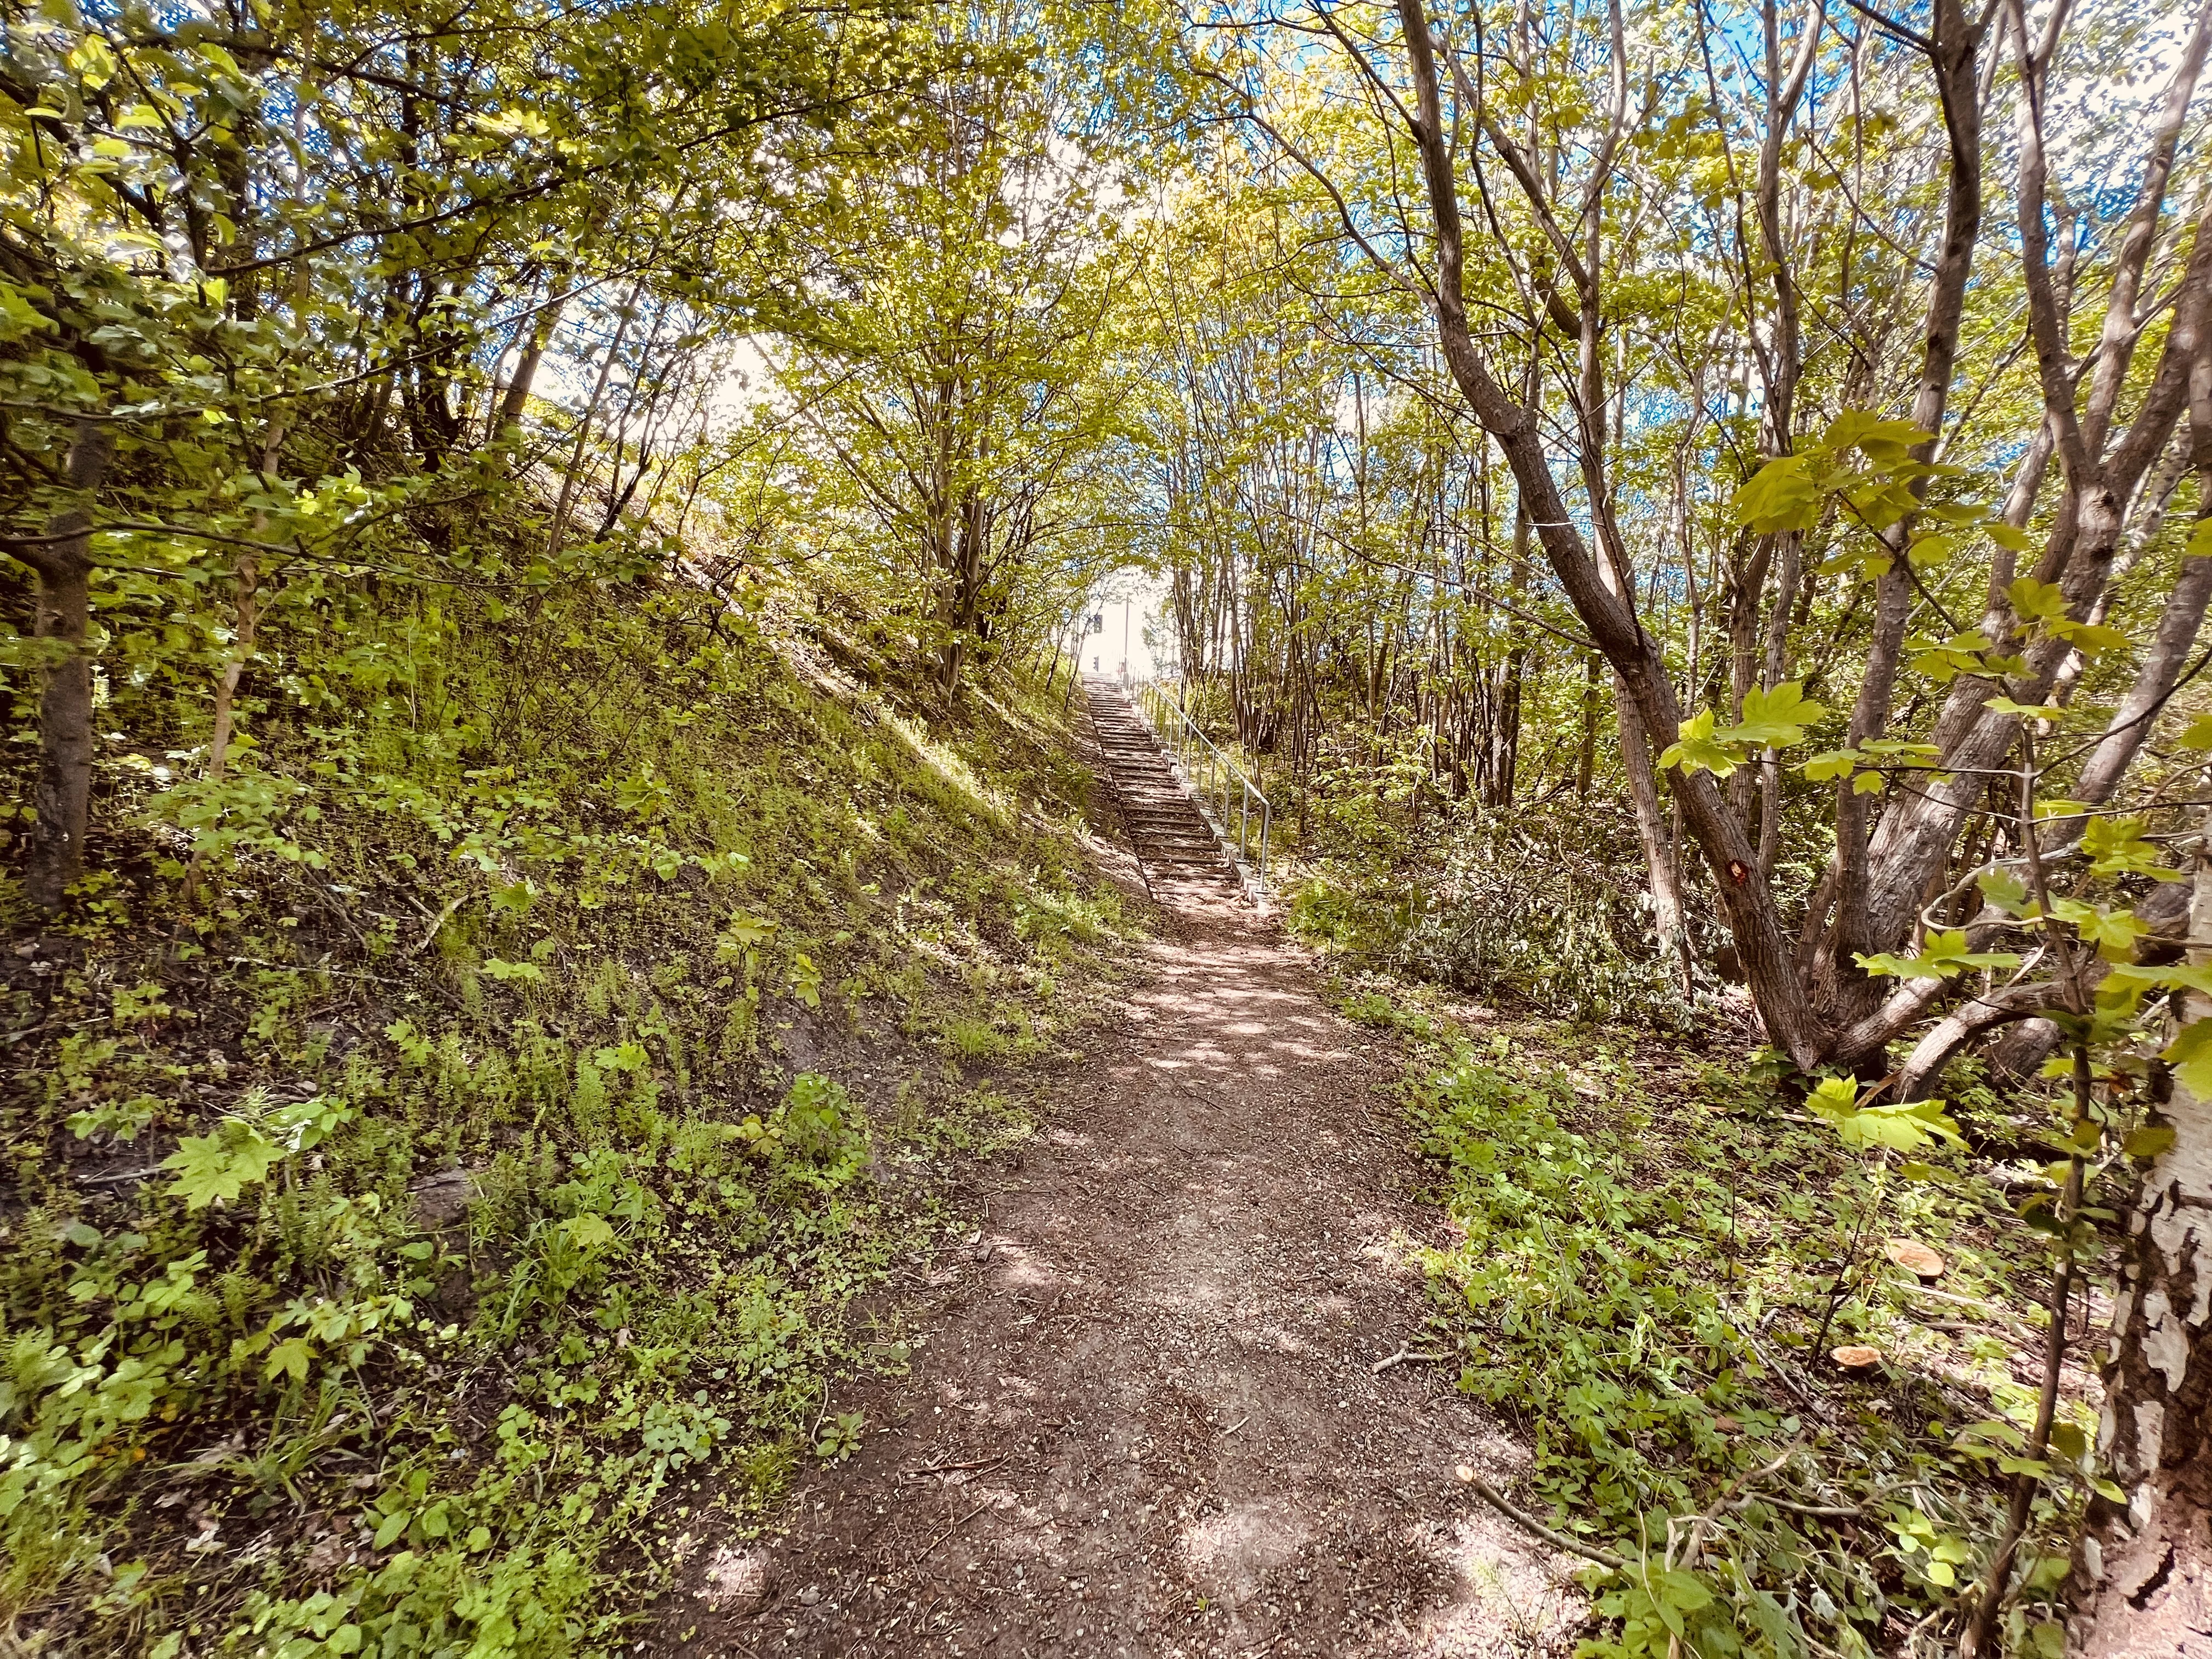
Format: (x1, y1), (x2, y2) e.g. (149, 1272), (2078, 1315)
(1, 562), (1141, 1654)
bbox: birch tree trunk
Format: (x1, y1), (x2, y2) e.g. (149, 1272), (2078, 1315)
(2075, 804), (2212, 1650)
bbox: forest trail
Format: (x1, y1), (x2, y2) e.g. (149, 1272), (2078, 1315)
(664, 686), (1576, 1657)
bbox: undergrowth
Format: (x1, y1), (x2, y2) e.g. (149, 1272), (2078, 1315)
(1343, 989), (2115, 1658)
(1, 567), (1137, 1653)
(1284, 792), (1713, 1030)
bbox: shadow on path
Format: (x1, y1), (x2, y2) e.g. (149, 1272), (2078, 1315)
(662, 691), (1581, 1658)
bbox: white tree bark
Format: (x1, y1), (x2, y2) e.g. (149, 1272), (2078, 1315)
(2078, 808), (2212, 1651)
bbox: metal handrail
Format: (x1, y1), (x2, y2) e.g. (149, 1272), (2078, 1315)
(1126, 675), (1273, 901)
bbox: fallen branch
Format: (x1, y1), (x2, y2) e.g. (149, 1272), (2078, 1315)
(904, 1454), (1007, 1479)
(1753, 1495), (1864, 1520)
(1373, 1345), (1452, 1374)
(1454, 1466), (1626, 1571)
(910, 1499), (991, 1564)
(1675, 1435), (1809, 1570)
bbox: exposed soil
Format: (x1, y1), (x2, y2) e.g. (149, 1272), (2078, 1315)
(659, 686), (1583, 1657)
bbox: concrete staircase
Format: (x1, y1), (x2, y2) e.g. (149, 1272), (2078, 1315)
(1085, 680), (1237, 888)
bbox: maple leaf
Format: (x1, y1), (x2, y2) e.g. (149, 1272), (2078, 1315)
(1808, 1075), (1963, 1152)
(1717, 681), (1826, 750)
(2080, 816), (2182, 881)
(561, 1214), (616, 1249)
(264, 1336), (315, 1384)
(2163, 1018), (2212, 1098)
(1855, 929), (2020, 981)
(1659, 709), (1743, 777)
(2050, 898), (2149, 963)
(1975, 868), (2034, 917)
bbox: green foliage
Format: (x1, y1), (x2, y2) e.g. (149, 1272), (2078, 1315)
(0, 560), (1133, 1649)
(1660, 684), (1827, 780)
(1402, 1028), (2089, 1656)
(1286, 797), (1711, 1028)
(1854, 930), (2022, 982)
(1804, 1075), (1963, 1154)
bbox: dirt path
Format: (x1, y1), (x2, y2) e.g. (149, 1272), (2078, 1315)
(665, 691), (1577, 1657)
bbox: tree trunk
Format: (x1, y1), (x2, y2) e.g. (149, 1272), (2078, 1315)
(20, 421), (116, 915)
(1391, 0), (1829, 1064)
(2075, 804), (2212, 1649)
(498, 294), (567, 429)
(1615, 674), (1684, 955)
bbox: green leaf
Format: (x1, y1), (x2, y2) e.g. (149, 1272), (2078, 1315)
(1825, 410), (1931, 466)
(1717, 681), (1826, 749)
(593, 1041), (648, 1074)
(481, 958), (545, 982)
(1809, 1079), (1964, 1152)
(1654, 1569), (1713, 1612)
(264, 1336), (315, 1384)
(1659, 709), (1744, 777)
(1907, 531), (1959, 569)
(373, 1509), (410, 1549)
(2164, 1019), (2212, 1098)
(1977, 868), (2034, 917)
(0, 285), (53, 344)
(2123, 1125), (2176, 1159)
(1856, 929), (2021, 980)
(1984, 695), (2069, 721)
(560, 1214), (616, 1250)
(1730, 456), (1822, 534)
(724, 909), (777, 946)
(1908, 629), (2000, 682)
(2008, 576), (2069, 621)
(2050, 898), (2148, 962)
(162, 1120), (284, 1209)
(2081, 816), (2182, 881)
(2048, 618), (2128, 657)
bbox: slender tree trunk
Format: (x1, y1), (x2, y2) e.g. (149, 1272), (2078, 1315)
(1576, 652), (1599, 798)
(1615, 674), (1685, 953)
(20, 420), (117, 915)
(498, 296), (566, 429)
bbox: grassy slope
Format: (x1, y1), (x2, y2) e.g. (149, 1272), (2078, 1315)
(1, 568), (1139, 1654)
